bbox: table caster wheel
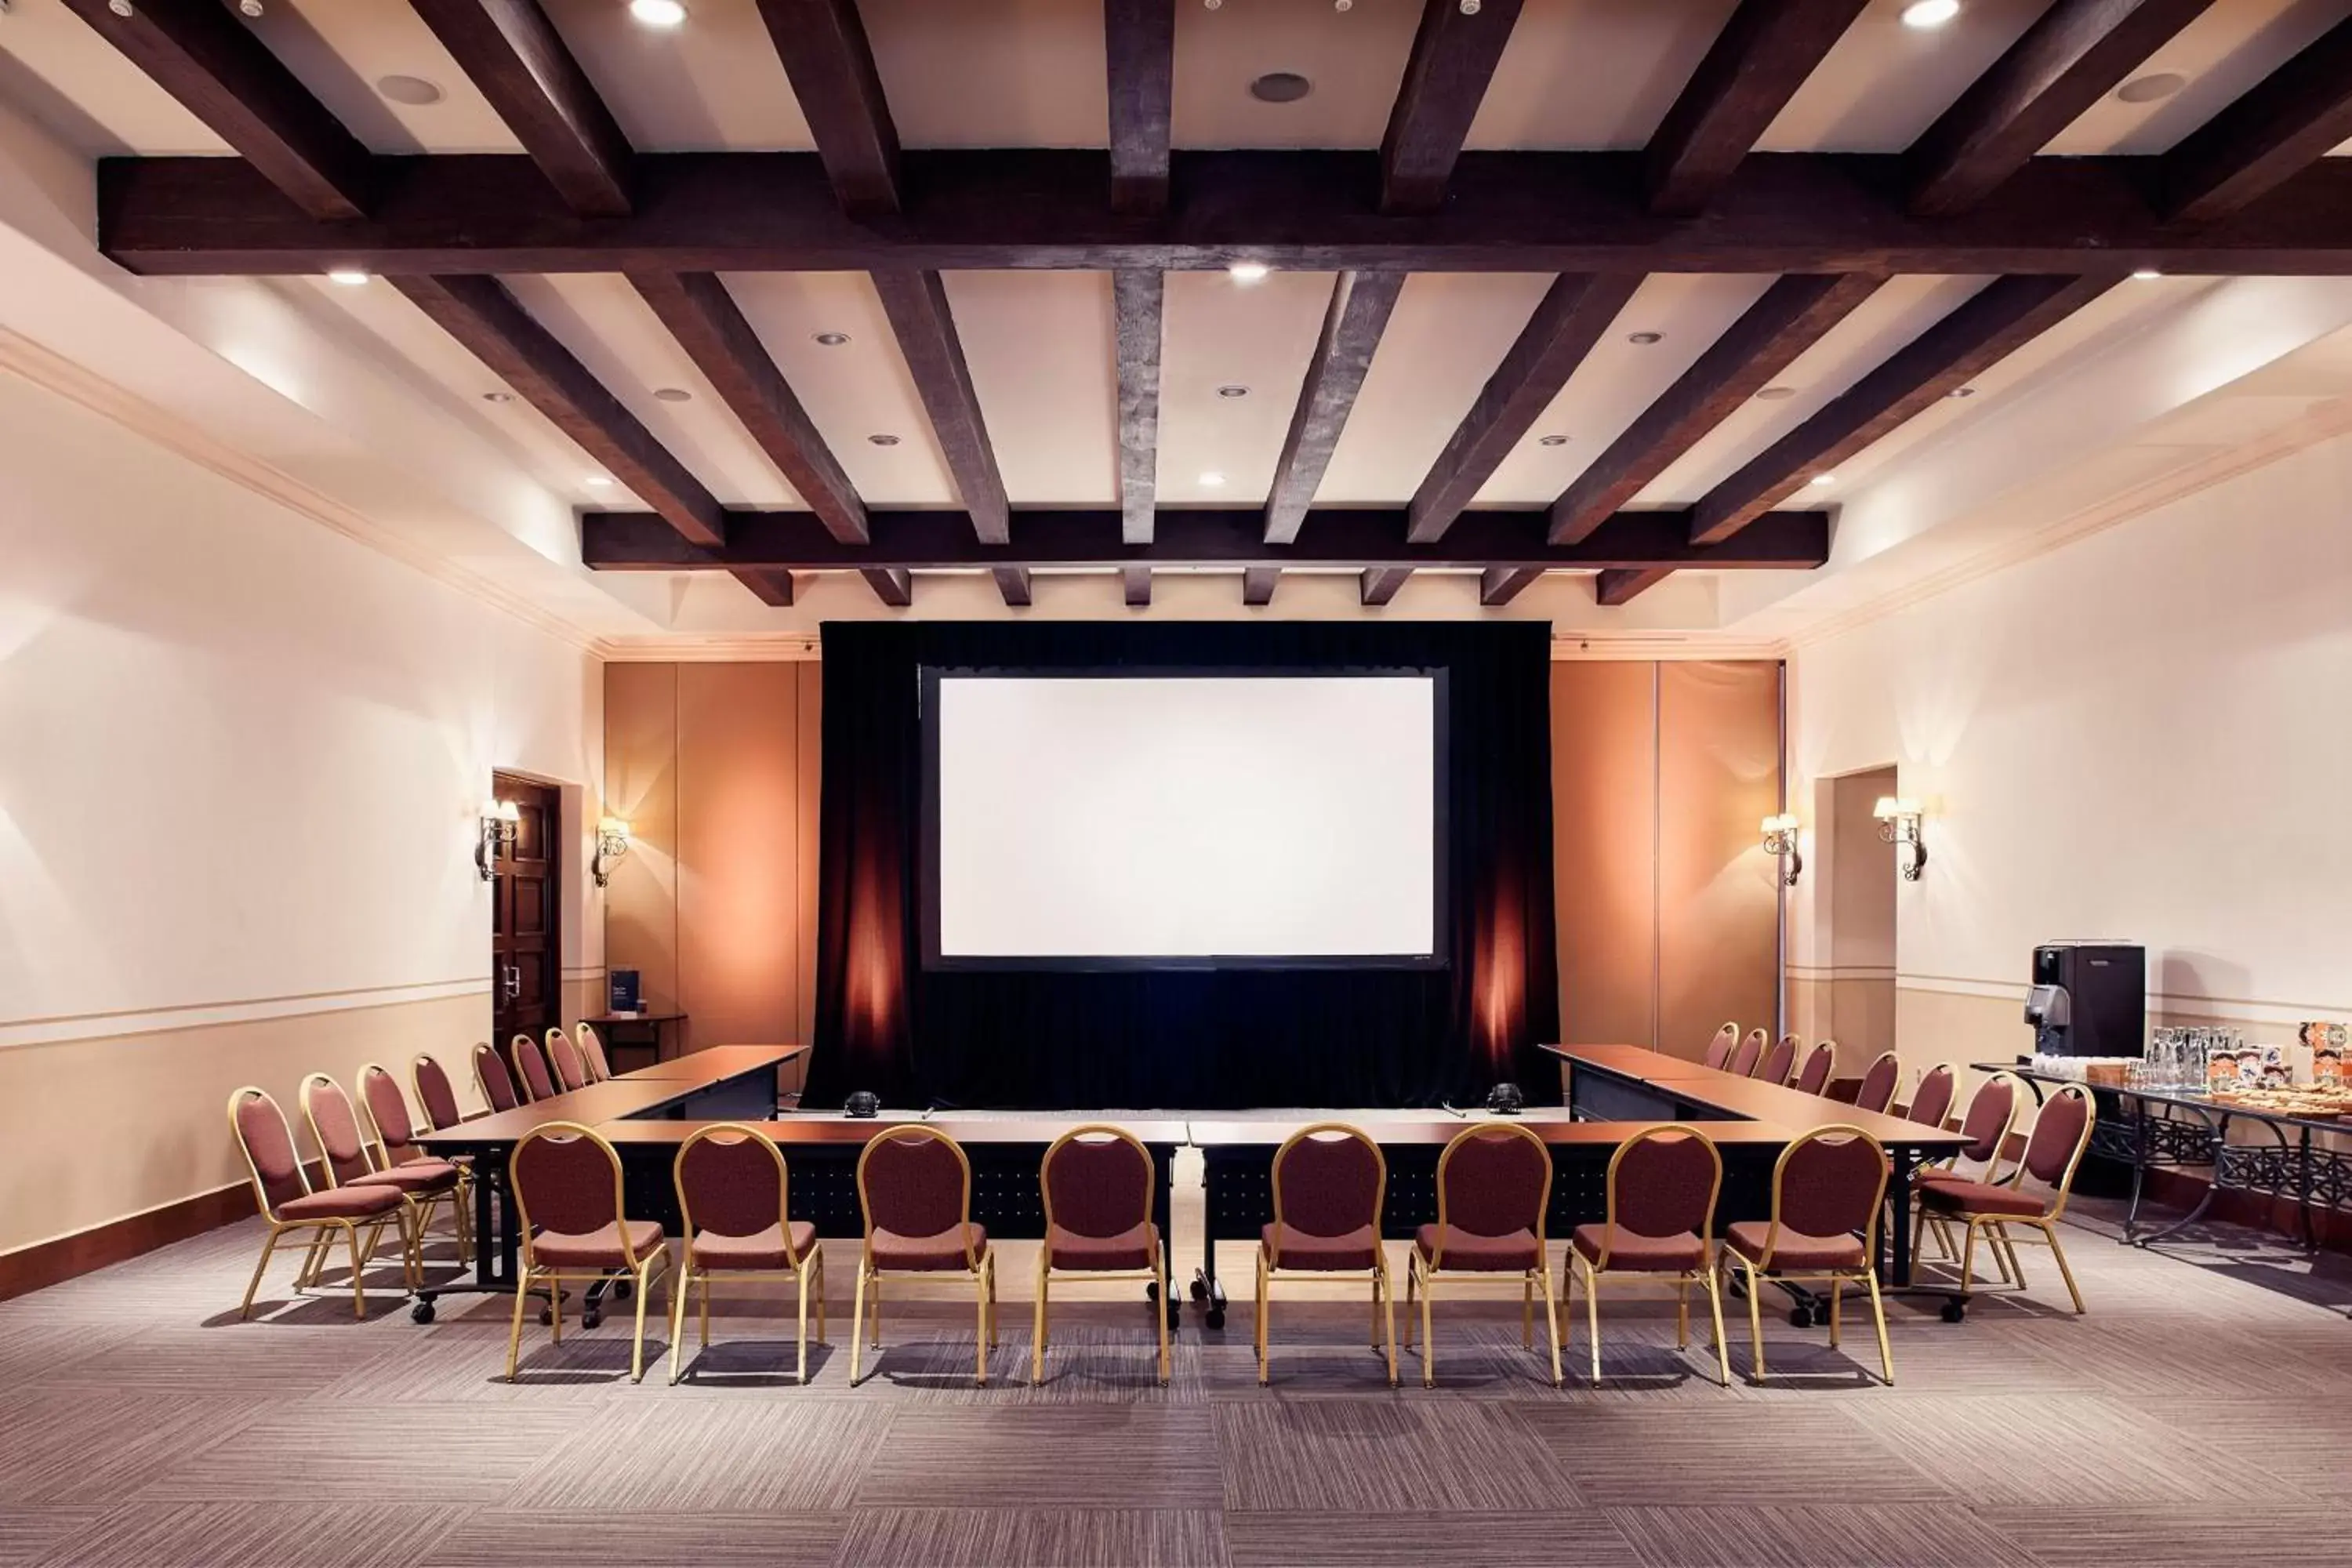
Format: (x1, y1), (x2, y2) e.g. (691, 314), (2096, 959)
(1940, 1299), (1967, 1324)
(1788, 1306), (1811, 1329)
(583, 1308), (603, 1330)
(1205, 1306), (1226, 1330)
(539, 1307), (554, 1327)
(1166, 1303), (1181, 1331)
(411, 1299), (436, 1324)
(612, 1279), (633, 1301)
(1145, 1281), (1159, 1302)
(1188, 1277), (1209, 1302)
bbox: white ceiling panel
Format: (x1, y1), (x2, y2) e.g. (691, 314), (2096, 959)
(263, 0), (520, 154)
(867, 0), (1109, 147)
(544, 0), (813, 151)
(1157, 267), (1336, 503)
(1469, 0), (1738, 150)
(0, 0), (227, 155)
(943, 271), (1117, 504)
(2048, 0), (2339, 155)
(1173, 0), (1421, 148)
(1762, 0), (2048, 152)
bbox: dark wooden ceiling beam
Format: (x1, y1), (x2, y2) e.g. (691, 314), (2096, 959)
(1645, 0), (1868, 216)
(993, 567), (1034, 605)
(753, 0), (901, 216)
(1407, 273), (1642, 543)
(61, 0), (374, 220)
(1242, 567), (1282, 606)
(1381, 0), (1527, 213)
(1113, 269), (1163, 543)
(1690, 272), (2120, 545)
(862, 568), (913, 606)
(1123, 565), (1152, 606)
(1265, 273), (1406, 544)
(408, 0), (633, 216)
(1105, 0), (1174, 216)
(870, 268), (1011, 547)
(583, 506), (1831, 572)
(2163, 16), (2352, 223)
(1548, 271), (1880, 544)
(1595, 568), (1670, 606)
(101, 149), (2352, 276)
(630, 271), (867, 544)
(1479, 567), (1544, 606)
(1359, 568), (1415, 605)
(1907, 0), (2212, 216)
(735, 568), (797, 606)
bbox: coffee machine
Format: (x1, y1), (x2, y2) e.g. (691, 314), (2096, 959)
(2024, 942), (2144, 1058)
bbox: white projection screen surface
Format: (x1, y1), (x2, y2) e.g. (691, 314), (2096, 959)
(927, 673), (1444, 966)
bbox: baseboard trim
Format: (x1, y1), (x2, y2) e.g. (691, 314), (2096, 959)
(0, 1177), (281, 1304)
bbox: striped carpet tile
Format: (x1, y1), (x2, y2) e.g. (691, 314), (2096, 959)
(835, 1508), (1229, 1568)
(1213, 1402), (1573, 1513)
(0, 1387), (277, 1508)
(1600, 1504), (2041, 1568)
(419, 1509), (845, 1568)
(135, 1402), (585, 1504)
(1520, 1405), (1950, 1508)
(853, 1407), (1222, 1509)
(1223, 1510), (1641, 1568)
(31, 1501), (466, 1568)
(517, 1400), (886, 1512)
(1975, 1504), (2352, 1568)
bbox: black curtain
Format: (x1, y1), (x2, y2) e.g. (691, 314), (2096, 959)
(807, 620), (1559, 1110)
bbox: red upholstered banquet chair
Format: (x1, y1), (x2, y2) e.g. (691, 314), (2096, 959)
(510, 1033), (559, 1102)
(1257, 1122), (1398, 1387)
(1034, 1125), (1170, 1385)
(1406, 1123), (1558, 1388)
(1854, 1051), (1903, 1114)
(1726, 1029), (1768, 1078)
(853, 1126), (996, 1385)
(411, 1052), (478, 1131)
(1915, 1072), (2024, 1281)
(1564, 1124), (1730, 1387)
(1725, 1125), (1894, 1384)
(575, 1023), (613, 1082)
(1757, 1033), (1800, 1086)
(1702, 1022), (1740, 1071)
(473, 1041), (522, 1113)
(358, 1063), (472, 1267)
(1795, 1040), (1838, 1096)
(670, 1123), (825, 1384)
(546, 1028), (591, 1092)
(299, 1073), (441, 1290)
(1904, 1062), (1958, 1131)
(506, 1121), (673, 1382)
(1918, 1083), (2098, 1315)
(227, 1087), (408, 1320)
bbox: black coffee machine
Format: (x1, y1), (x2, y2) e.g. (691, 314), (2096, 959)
(2024, 942), (2144, 1058)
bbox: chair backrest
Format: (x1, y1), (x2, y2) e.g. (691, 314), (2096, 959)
(1269, 1123), (1385, 1259)
(1907, 1062), (1958, 1130)
(1795, 1041), (1836, 1096)
(473, 1041), (521, 1112)
(511, 1033), (557, 1102)
(858, 1126), (976, 1262)
(2020, 1084), (2098, 1217)
(576, 1023), (612, 1082)
(1954, 1072), (2023, 1173)
(1430, 1123), (1551, 1266)
(300, 1073), (378, 1188)
(1726, 1029), (1767, 1078)
(228, 1087), (312, 1218)
(412, 1053), (466, 1131)
(547, 1029), (590, 1092)
(1701, 1022), (1740, 1070)
(1854, 1051), (1902, 1114)
(358, 1063), (423, 1165)
(1757, 1034), (1799, 1085)
(1604, 1123), (1720, 1247)
(1040, 1124), (1156, 1243)
(1765, 1125), (1889, 1258)
(510, 1122), (641, 1265)
(676, 1123), (800, 1262)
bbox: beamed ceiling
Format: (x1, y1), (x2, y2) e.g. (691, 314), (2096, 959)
(13, 0), (2352, 614)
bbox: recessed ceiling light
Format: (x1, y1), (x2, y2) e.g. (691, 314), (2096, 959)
(1216, 384), (1250, 399)
(868, 434), (901, 447)
(1947, 386), (1976, 398)
(653, 387), (692, 402)
(1900, 0), (1960, 30)
(812, 331), (850, 347)
(1199, 471), (1227, 488)
(1809, 474), (1837, 488)
(325, 268), (370, 286)
(481, 390), (514, 403)
(1755, 385), (1797, 401)
(1537, 434), (1569, 447)
(1627, 331), (1663, 345)
(2116, 71), (2187, 105)
(1250, 71), (1312, 103)
(2132, 268), (2162, 281)
(1227, 262), (1272, 284)
(238, 0), (263, 15)
(629, 0), (688, 28)
(585, 475), (614, 488)
(376, 74), (444, 107)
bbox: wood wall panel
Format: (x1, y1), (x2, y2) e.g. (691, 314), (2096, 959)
(677, 663), (801, 1054)
(602, 662), (679, 1011)
(1657, 660), (1784, 1058)
(1550, 662), (1660, 1050)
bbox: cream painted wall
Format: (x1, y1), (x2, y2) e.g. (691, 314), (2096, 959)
(0, 367), (603, 1258)
(1787, 429), (2352, 1094)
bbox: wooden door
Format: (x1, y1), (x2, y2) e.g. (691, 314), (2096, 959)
(491, 775), (561, 1045)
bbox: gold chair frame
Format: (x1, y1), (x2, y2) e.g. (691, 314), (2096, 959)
(1033, 1124), (1171, 1386)
(1794, 1039), (1838, 1096)
(356, 1062), (474, 1271)
(1853, 1049), (1903, 1113)
(668, 1123), (827, 1384)
(1914, 1070), (2025, 1285)
(545, 1026), (589, 1091)
(410, 1051), (483, 1131)
(299, 1073), (423, 1294)
(575, 1022), (612, 1082)
(1560, 1123), (1730, 1387)
(470, 1041), (514, 1113)
(851, 1124), (996, 1386)
(1941, 1083), (2098, 1316)
(504, 1121), (674, 1383)
(1256, 1122), (1399, 1388)
(1702, 1022), (1740, 1070)
(1760, 1033), (1802, 1085)
(509, 1033), (546, 1102)
(1737, 1123), (1893, 1385)
(1729, 1027), (1769, 1076)
(227, 1087), (404, 1321)
(1404, 1121), (1561, 1388)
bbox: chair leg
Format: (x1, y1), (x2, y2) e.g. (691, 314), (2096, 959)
(796, 1264), (812, 1385)
(1996, 1223), (2029, 1289)
(1558, 1254), (1576, 1353)
(1675, 1276), (1690, 1349)
(1031, 1256), (1049, 1386)
(1378, 1261), (1397, 1388)
(294, 1227), (330, 1290)
(2041, 1219), (2086, 1314)
(1370, 1262), (1381, 1351)
(975, 1263), (990, 1387)
(985, 1254), (999, 1349)
(869, 1272), (883, 1347)
(1864, 1267), (1895, 1385)
(629, 1258), (656, 1383)
(506, 1265), (532, 1381)
(1959, 1218), (1982, 1299)
(699, 1269), (711, 1348)
(549, 1276), (563, 1346)
(343, 1221), (367, 1320)
(1419, 1265), (1436, 1388)
(1743, 1260), (1766, 1382)
(1153, 1254), (1171, 1387)
(1910, 1206), (1929, 1268)
(238, 1225), (286, 1320)
(1403, 1256), (1416, 1351)
(1536, 1261), (1563, 1388)
(668, 1263), (692, 1385)
(1704, 1265), (1732, 1388)
(850, 1263), (869, 1385)
(1583, 1259), (1602, 1386)
(1254, 1250), (1270, 1386)
(815, 1253), (828, 1345)
(1521, 1274), (1533, 1349)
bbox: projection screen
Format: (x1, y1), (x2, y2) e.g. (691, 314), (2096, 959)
(923, 670), (1446, 967)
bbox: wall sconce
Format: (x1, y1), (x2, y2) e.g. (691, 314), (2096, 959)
(1760, 814), (1802, 887)
(475, 799), (519, 881)
(593, 816), (632, 888)
(1874, 796), (1927, 881)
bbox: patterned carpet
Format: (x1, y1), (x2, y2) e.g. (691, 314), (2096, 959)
(3, 1172), (2349, 1568)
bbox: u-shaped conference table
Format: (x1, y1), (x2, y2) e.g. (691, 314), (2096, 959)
(417, 1042), (1966, 1327)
